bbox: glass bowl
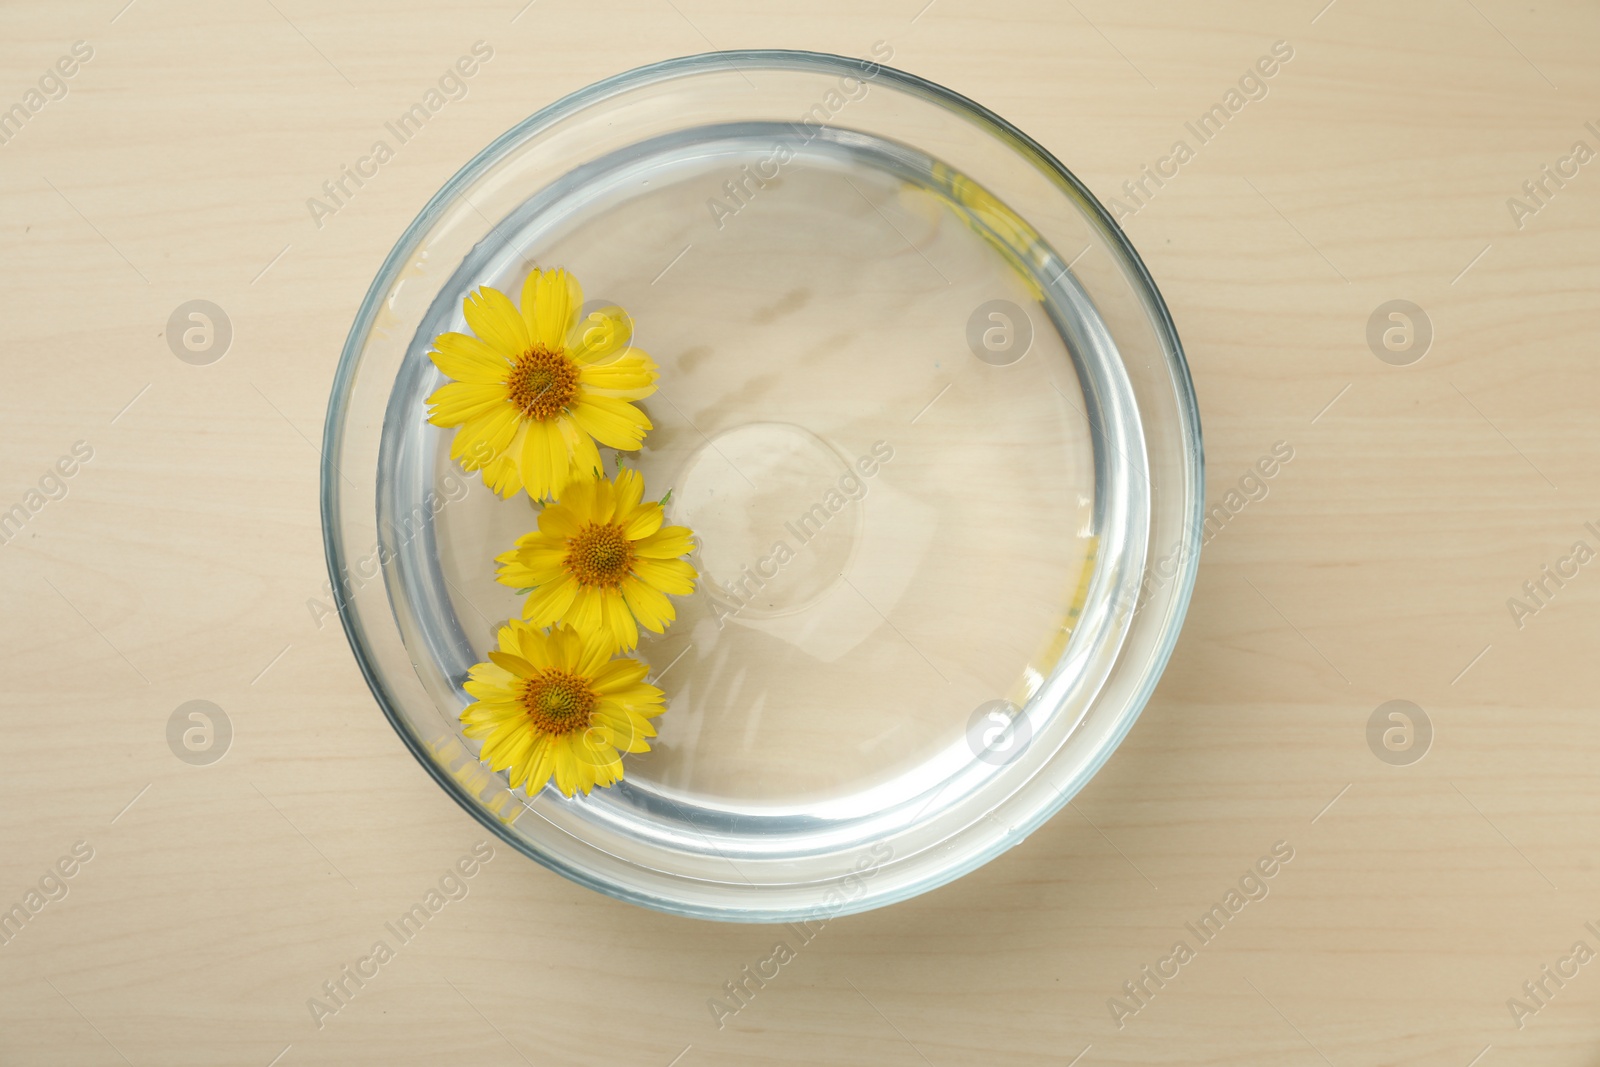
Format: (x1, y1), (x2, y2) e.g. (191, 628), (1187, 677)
(321, 49), (1202, 922)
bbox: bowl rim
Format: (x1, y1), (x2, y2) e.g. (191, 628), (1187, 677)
(321, 47), (1204, 921)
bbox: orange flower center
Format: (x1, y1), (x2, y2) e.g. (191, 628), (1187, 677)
(520, 669), (597, 735)
(565, 522), (634, 587)
(507, 345), (578, 421)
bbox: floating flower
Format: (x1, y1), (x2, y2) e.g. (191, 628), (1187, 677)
(496, 468), (696, 653)
(425, 268), (658, 501)
(460, 620), (664, 797)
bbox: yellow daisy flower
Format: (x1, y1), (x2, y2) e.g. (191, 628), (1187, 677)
(461, 620), (665, 798)
(425, 268), (658, 501)
(496, 468), (697, 653)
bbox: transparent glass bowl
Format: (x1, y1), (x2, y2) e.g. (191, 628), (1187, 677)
(321, 50), (1202, 922)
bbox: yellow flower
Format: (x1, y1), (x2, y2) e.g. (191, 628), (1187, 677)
(460, 620), (664, 797)
(496, 468), (697, 653)
(425, 268), (658, 501)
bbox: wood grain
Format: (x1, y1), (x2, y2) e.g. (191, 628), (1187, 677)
(2, 0), (1598, 1064)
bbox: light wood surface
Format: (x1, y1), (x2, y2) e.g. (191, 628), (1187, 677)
(4, 1), (1600, 1064)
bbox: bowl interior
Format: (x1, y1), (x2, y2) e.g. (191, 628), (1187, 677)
(325, 50), (1201, 920)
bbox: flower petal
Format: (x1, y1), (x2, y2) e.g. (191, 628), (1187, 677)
(463, 286), (530, 357)
(486, 727), (534, 774)
(569, 396), (652, 450)
(597, 685), (666, 714)
(538, 500), (581, 539)
(462, 679), (517, 705)
(591, 657), (650, 693)
(577, 351), (659, 399)
(607, 592), (641, 651)
(588, 472), (619, 524)
(577, 730), (625, 776)
(455, 403), (520, 468)
(545, 418), (574, 499)
(558, 474), (601, 524)
(594, 705), (655, 752)
(505, 735), (541, 789)
(487, 649), (535, 676)
(564, 584), (606, 639)
(621, 502), (663, 540)
(634, 524), (695, 559)
(515, 544), (569, 578)
(633, 556), (697, 596)
(612, 467), (646, 516)
(427, 381), (506, 426)
(481, 433), (526, 497)
(520, 737), (556, 793)
(496, 556), (545, 589)
(558, 414), (603, 482)
(521, 574), (578, 627)
(552, 737), (577, 796)
(431, 332), (511, 383)
(548, 625), (586, 672)
(620, 575), (675, 634)
(566, 306), (633, 365)
(518, 416), (567, 501)
(521, 268), (583, 349)
(513, 623), (556, 668)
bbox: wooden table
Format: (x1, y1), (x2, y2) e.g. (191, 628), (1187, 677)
(4, 1), (1598, 1063)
